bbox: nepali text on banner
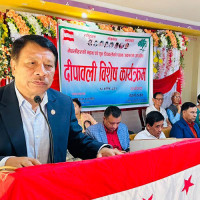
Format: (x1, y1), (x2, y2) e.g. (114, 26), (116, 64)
(58, 23), (153, 110)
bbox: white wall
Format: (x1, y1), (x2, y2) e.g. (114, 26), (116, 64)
(182, 36), (200, 104)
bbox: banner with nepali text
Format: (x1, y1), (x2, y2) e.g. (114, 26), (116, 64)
(58, 23), (153, 110)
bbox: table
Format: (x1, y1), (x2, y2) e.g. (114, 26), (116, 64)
(1, 139), (200, 199)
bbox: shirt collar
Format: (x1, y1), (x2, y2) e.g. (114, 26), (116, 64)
(15, 84), (48, 109)
(185, 120), (195, 127)
(145, 127), (161, 139)
(145, 127), (152, 137)
(104, 124), (118, 133)
(153, 105), (160, 111)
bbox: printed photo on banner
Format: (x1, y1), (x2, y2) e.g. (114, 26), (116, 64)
(58, 23), (153, 111)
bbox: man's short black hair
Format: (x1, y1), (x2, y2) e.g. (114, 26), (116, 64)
(73, 98), (82, 107)
(153, 92), (163, 99)
(181, 102), (196, 113)
(11, 35), (58, 67)
(146, 111), (164, 126)
(104, 106), (121, 118)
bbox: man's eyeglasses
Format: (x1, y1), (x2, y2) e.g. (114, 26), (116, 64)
(154, 98), (164, 101)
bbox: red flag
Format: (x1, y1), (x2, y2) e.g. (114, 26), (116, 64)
(63, 29), (74, 41)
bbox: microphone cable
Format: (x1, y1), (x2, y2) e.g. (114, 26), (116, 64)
(34, 96), (54, 163)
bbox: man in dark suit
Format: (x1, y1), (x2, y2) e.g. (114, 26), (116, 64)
(0, 35), (121, 168)
(170, 102), (200, 138)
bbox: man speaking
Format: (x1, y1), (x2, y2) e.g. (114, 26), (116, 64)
(0, 35), (122, 168)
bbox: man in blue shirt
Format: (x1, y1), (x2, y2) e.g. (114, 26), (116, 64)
(166, 92), (182, 124)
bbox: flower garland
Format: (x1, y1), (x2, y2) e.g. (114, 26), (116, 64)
(159, 34), (168, 47)
(6, 10), (57, 38)
(0, 10), (57, 80)
(122, 26), (135, 32)
(69, 19), (85, 26)
(175, 33), (188, 51)
(159, 47), (166, 79)
(165, 49), (173, 77)
(98, 23), (114, 32)
(0, 13), (13, 80)
(144, 29), (159, 47)
(153, 49), (164, 79)
(0, 44), (12, 79)
(165, 30), (177, 48)
(1, 10), (190, 83)
(6, 10), (30, 35)
(36, 15), (57, 38)
(18, 12), (42, 35)
(0, 17), (8, 44)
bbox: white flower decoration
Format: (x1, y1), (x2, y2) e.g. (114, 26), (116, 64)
(135, 29), (144, 33)
(160, 34), (168, 47)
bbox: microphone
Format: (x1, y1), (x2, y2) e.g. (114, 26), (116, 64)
(34, 96), (54, 163)
(34, 96), (42, 104)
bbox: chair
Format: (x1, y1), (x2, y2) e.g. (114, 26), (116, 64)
(142, 108), (147, 127)
(91, 111), (104, 123)
(121, 110), (143, 133)
(162, 128), (171, 138)
(129, 133), (137, 140)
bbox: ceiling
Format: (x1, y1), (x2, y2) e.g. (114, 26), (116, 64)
(74, 0), (200, 26)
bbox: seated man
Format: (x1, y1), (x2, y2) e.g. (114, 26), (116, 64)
(85, 106), (130, 151)
(134, 111), (166, 140)
(146, 92), (171, 130)
(170, 102), (200, 138)
(166, 92), (182, 124)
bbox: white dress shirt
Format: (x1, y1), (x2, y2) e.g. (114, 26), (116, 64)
(0, 86), (50, 166)
(146, 105), (168, 127)
(134, 128), (166, 140)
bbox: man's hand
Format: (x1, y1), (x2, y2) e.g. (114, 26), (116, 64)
(166, 118), (172, 128)
(5, 157), (41, 168)
(97, 147), (124, 158)
(177, 104), (182, 113)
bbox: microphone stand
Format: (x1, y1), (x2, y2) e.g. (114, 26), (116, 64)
(34, 96), (54, 163)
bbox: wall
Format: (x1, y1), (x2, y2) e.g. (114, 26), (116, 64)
(182, 36), (200, 104)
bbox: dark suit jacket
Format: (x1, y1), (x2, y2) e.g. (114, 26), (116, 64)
(0, 82), (104, 163)
(170, 117), (200, 138)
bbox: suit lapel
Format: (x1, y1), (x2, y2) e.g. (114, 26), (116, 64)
(0, 82), (27, 156)
(186, 125), (195, 138)
(117, 124), (124, 149)
(100, 123), (108, 143)
(182, 118), (195, 138)
(194, 124), (200, 138)
(46, 90), (57, 159)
